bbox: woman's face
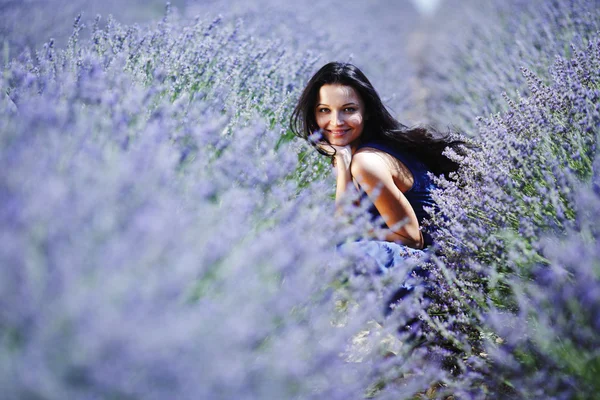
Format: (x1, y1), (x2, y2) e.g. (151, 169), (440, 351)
(315, 84), (365, 147)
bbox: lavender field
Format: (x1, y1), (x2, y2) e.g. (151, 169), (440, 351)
(1, 0), (599, 399)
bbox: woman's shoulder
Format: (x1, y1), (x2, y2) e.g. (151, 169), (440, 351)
(351, 147), (393, 175)
(357, 139), (411, 158)
(359, 139), (429, 173)
(355, 140), (417, 171)
(352, 144), (415, 192)
(353, 141), (403, 166)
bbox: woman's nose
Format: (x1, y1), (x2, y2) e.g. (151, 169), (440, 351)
(332, 112), (344, 125)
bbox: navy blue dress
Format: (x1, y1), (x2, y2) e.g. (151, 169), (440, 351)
(356, 139), (437, 248)
(337, 140), (437, 317)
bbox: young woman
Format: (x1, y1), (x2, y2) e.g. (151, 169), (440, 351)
(290, 62), (465, 251)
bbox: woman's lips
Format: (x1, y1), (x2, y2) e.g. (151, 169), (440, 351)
(328, 129), (350, 136)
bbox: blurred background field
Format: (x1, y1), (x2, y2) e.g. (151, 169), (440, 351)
(1, 0), (599, 399)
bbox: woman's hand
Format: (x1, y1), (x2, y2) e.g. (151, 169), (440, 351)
(315, 141), (352, 169)
(314, 141), (354, 209)
(320, 143), (353, 208)
(331, 144), (352, 169)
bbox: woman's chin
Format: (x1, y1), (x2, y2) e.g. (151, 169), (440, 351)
(328, 138), (350, 147)
(327, 132), (361, 147)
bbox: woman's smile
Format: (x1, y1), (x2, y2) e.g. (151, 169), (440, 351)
(328, 128), (351, 136)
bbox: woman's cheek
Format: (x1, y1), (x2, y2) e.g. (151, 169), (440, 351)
(350, 115), (364, 132)
(350, 115), (363, 126)
(316, 115), (328, 130)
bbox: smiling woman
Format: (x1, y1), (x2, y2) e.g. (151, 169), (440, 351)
(290, 62), (467, 250)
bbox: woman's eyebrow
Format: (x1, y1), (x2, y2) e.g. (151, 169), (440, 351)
(315, 102), (359, 107)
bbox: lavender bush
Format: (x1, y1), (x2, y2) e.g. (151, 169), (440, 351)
(419, 0), (600, 133)
(0, 0), (188, 57)
(2, 0), (600, 398)
(0, 3), (433, 399)
(386, 0), (600, 398)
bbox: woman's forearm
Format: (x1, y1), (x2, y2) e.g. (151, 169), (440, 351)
(334, 162), (353, 206)
(381, 227), (424, 249)
(332, 145), (354, 208)
(365, 218), (424, 249)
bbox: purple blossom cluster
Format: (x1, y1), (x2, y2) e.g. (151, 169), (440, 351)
(419, 0), (600, 133)
(391, 0), (600, 398)
(0, 2), (433, 399)
(0, 0), (187, 53)
(2, 0), (600, 398)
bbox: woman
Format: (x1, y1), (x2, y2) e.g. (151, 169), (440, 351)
(290, 62), (465, 251)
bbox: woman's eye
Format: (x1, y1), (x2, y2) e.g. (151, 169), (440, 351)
(318, 108), (329, 113)
(344, 107), (357, 112)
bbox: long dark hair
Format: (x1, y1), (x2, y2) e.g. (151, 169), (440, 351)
(290, 62), (467, 177)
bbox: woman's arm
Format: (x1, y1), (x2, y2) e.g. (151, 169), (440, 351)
(332, 145), (354, 208)
(350, 151), (424, 249)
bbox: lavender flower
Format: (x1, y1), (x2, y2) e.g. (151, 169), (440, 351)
(2, 0), (600, 398)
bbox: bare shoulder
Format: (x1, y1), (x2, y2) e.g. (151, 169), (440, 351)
(352, 146), (414, 191)
(351, 147), (391, 177)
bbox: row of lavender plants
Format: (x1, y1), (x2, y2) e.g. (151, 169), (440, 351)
(2, 0), (599, 399)
(421, 0), (599, 133)
(0, 2), (433, 399)
(0, 0), (188, 54)
(390, 0), (600, 398)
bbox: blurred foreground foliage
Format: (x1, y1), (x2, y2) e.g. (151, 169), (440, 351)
(1, 0), (600, 399)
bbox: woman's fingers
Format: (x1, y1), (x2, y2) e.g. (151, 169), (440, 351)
(313, 142), (352, 168)
(330, 144), (351, 153)
(332, 145), (352, 168)
(315, 141), (336, 155)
